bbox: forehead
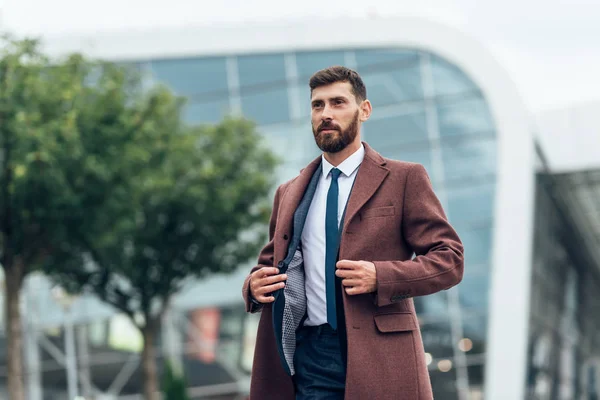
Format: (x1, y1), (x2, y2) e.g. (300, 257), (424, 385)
(310, 81), (354, 101)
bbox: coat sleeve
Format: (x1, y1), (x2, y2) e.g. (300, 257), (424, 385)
(373, 163), (464, 307)
(242, 184), (283, 313)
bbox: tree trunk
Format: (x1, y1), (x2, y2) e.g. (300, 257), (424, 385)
(5, 266), (25, 400)
(141, 324), (159, 400)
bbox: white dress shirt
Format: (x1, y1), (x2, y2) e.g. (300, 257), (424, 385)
(301, 144), (365, 326)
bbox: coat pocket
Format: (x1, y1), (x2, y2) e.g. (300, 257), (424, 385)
(374, 311), (417, 333)
(361, 206), (395, 220)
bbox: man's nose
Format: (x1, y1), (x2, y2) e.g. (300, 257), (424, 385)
(321, 104), (333, 120)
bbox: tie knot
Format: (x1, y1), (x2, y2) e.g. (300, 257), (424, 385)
(330, 168), (342, 181)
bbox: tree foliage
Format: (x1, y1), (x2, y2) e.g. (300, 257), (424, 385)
(0, 34), (278, 399)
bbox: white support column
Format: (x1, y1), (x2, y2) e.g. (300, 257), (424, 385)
(77, 324), (93, 398)
(23, 278), (42, 400)
(162, 308), (184, 374)
(64, 308), (79, 400)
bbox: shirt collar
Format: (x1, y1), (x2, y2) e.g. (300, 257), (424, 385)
(322, 143), (365, 178)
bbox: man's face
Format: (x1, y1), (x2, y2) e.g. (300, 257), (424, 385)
(310, 81), (363, 153)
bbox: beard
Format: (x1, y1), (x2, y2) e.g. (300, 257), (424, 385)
(312, 110), (360, 153)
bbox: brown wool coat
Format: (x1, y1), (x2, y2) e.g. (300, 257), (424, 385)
(242, 142), (464, 399)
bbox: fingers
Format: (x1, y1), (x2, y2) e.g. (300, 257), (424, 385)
(345, 286), (366, 295)
(250, 267), (287, 304)
(341, 279), (361, 287)
(253, 267), (280, 278)
(336, 260), (359, 269)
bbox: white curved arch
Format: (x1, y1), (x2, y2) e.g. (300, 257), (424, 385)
(42, 17), (536, 400)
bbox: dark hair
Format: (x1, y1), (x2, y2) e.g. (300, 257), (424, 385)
(309, 66), (367, 102)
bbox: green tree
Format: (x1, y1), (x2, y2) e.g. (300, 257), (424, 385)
(0, 35), (89, 400)
(162, 362), (190, 400)
(0, 35), (277, 400)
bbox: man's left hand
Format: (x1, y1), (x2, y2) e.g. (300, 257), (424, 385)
(335, 260), (377, 295)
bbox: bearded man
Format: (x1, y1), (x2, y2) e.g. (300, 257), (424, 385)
(242, 66), (464, 400)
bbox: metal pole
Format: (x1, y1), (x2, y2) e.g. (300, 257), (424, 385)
(64, 307), (79, 399)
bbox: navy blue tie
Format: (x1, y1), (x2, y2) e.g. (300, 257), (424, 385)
(326, 168), (342, 330)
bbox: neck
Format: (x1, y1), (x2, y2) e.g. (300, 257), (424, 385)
(323, 139), (362, 167)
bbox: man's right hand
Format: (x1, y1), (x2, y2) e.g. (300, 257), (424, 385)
(249, 267), (288, 304)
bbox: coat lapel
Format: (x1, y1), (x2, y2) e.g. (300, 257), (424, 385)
(343, 142), (390, 231)
(276, 156), (322, 257)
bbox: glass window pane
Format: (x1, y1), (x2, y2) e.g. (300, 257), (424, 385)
(361, 67), (423, 107)
(441, 136), (497, 183)
(237, 54), (286, 87)
(240, 88), (290, 126)
(356, 48), (423, 106)
(457, 226), (493, 266)
(150, 57), (228, 96)
(431, 55), (479, 97)
(459, 272), (490, 311)
(430, 367), (460, 400)
(260, 123), (318, 166)
(295, 51), (347, 81)
(415, 291), (449, 318)
(355, 48), (419, 70)
(379, 147), (433, 177)
(437, 96), (495, 138)
(364, 110), (428, 147)
(447, 183), (495, 226)
(419, 318), (454, 359)
(461, 314), (488, 355)
(184, 99), (231, 125)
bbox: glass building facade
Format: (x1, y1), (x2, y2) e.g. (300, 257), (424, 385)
(526, 168), (600, 400)
(139, 48), (497, 399)
(0, 47), (498, 399)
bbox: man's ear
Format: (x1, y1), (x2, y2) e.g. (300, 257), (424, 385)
(360, 99), (372, 122)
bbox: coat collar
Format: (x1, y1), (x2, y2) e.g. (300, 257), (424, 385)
(342, 141), (389, 231)
(277, 141), (389, 242)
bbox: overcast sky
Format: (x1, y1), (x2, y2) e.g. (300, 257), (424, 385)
(2, 0), (599, 113)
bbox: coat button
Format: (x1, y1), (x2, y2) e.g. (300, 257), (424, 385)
(283, 234), (288, 240)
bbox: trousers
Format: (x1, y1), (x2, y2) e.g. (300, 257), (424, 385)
(293, 324), (346, 400)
